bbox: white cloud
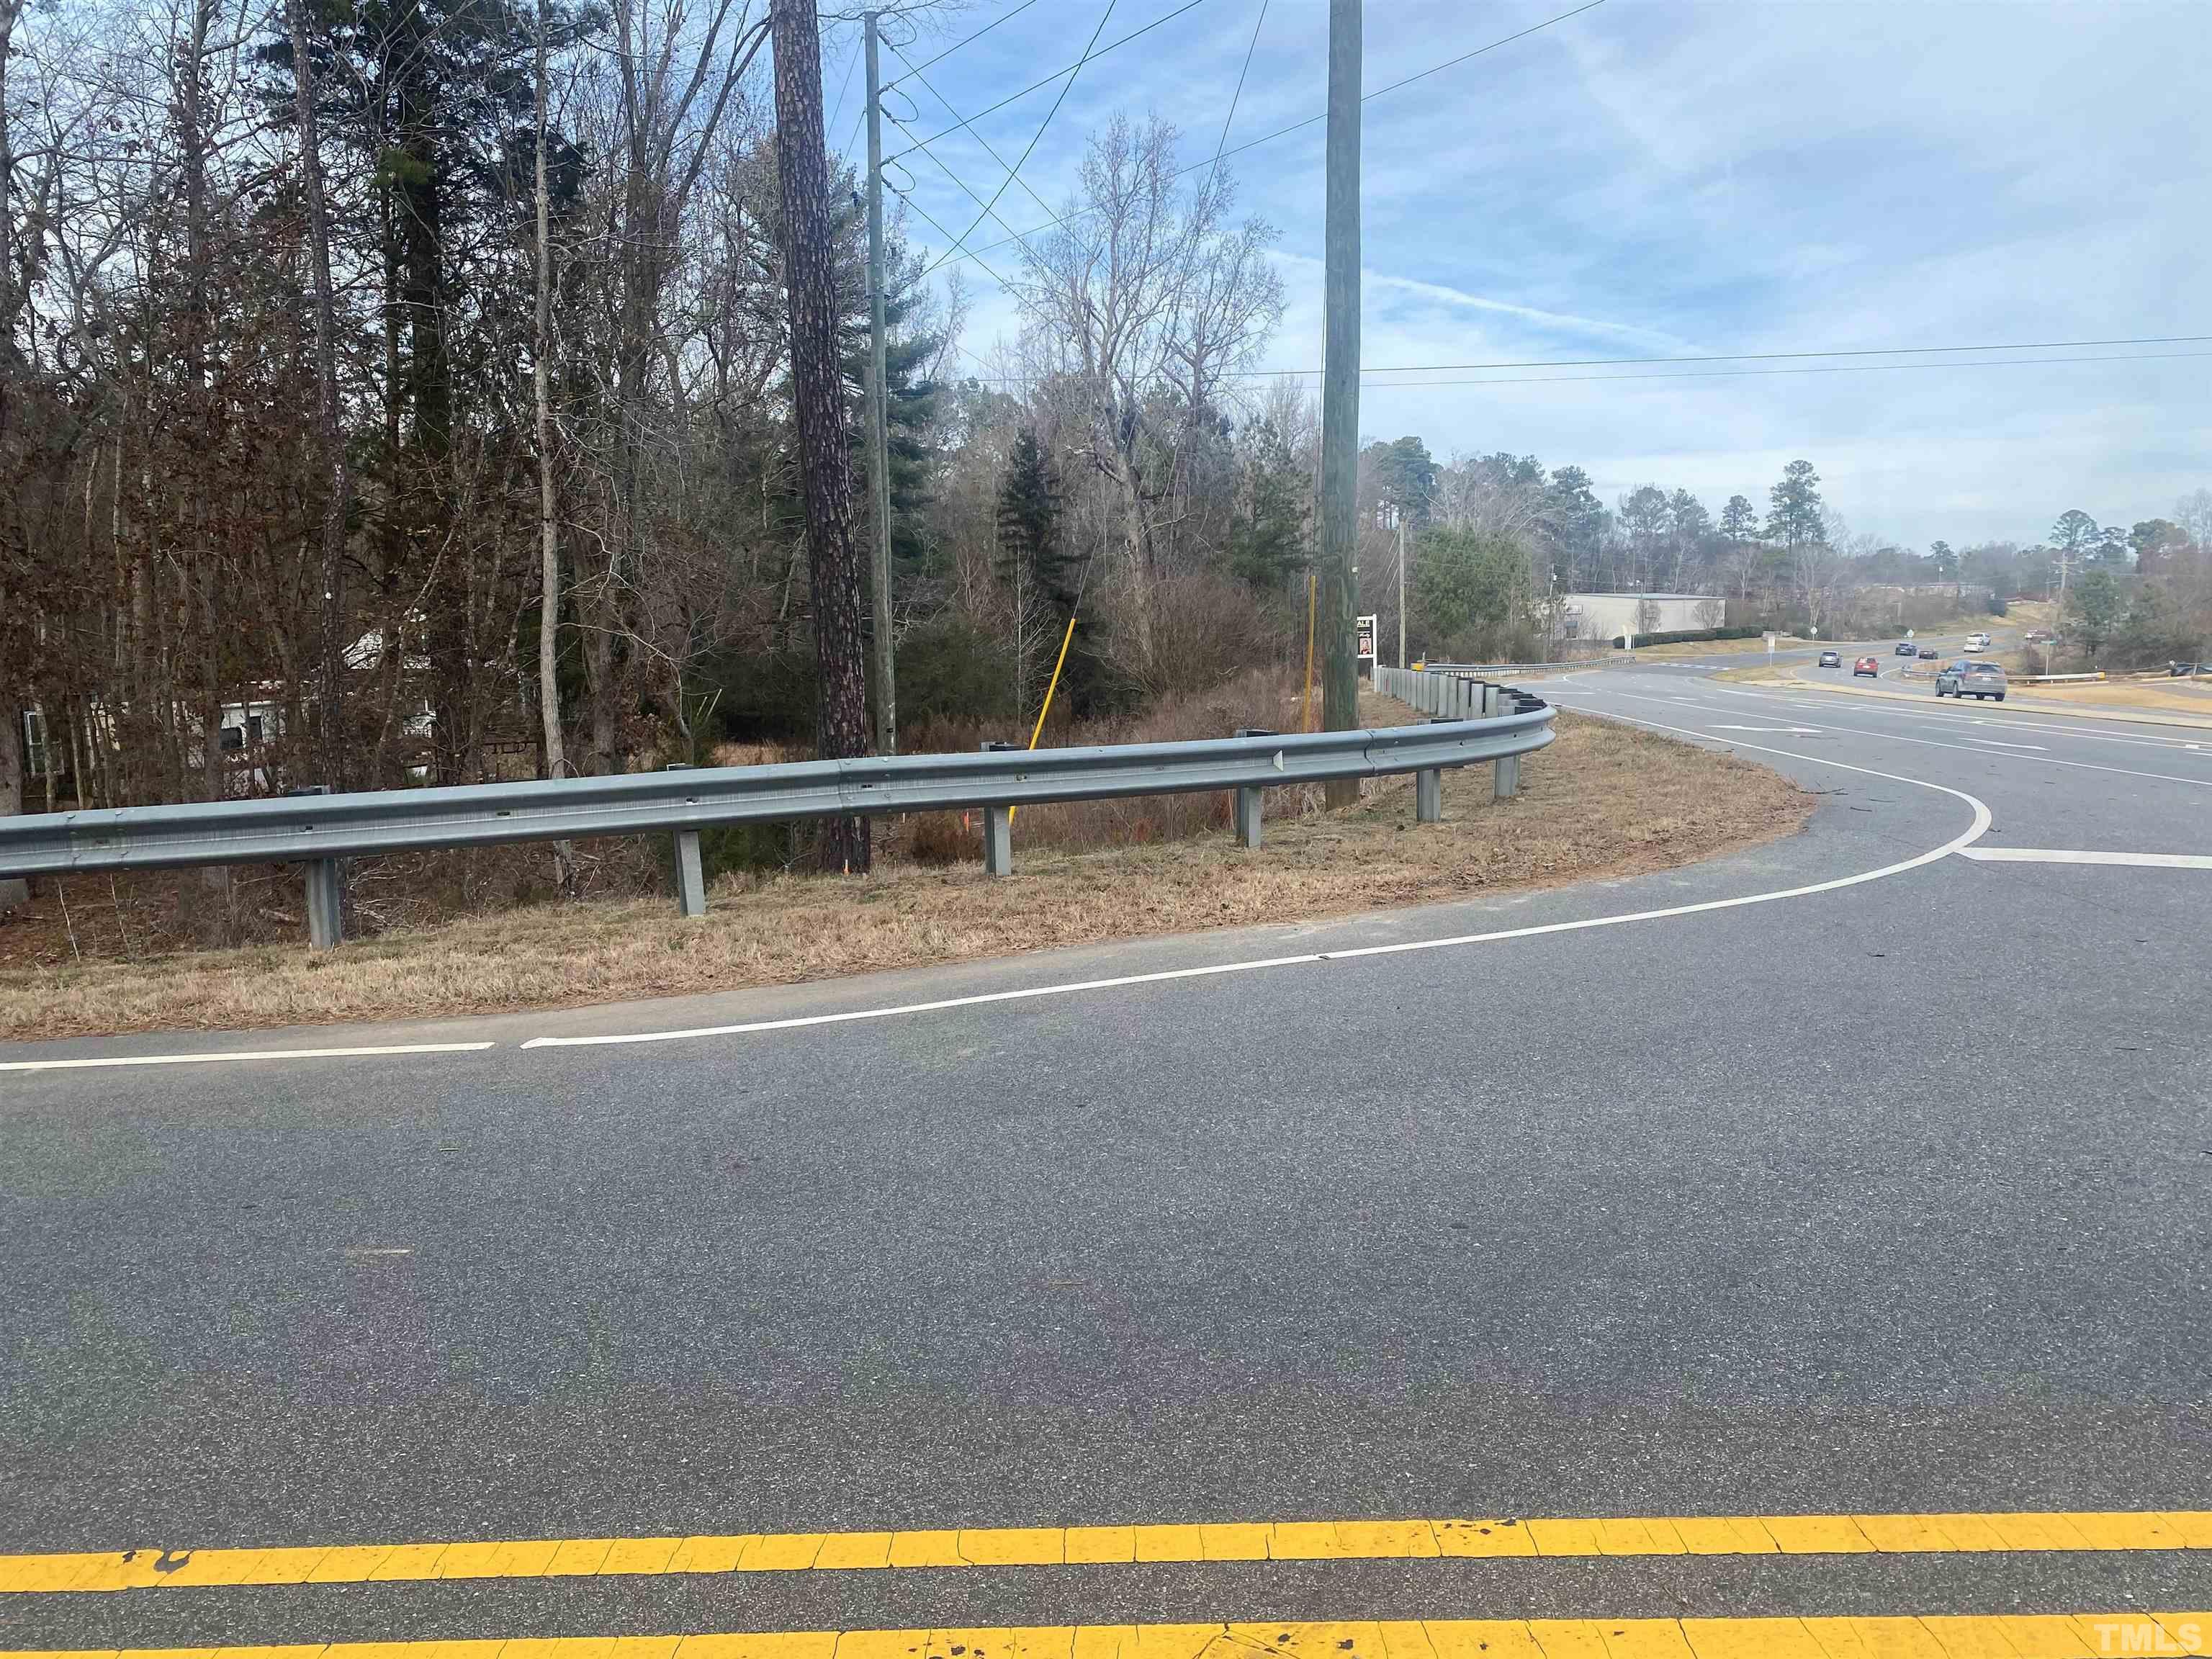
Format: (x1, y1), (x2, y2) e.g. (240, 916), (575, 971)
(897, 0), (2212, 544)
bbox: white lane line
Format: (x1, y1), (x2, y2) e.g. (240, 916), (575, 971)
(0, 1041), (497, 1074)
(1584, 686), (2212, 790)
(1737, 683), (2212, 751)
(526, 737), (1990, 1052)
(1969, 738), (2047, 750)
(1959, 848), (2212, 868)
(1712, 724), (1822, 734)
(523, 955), (1329, 1048)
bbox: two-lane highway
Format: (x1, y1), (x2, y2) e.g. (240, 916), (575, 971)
(4, 665), (2210, 1654)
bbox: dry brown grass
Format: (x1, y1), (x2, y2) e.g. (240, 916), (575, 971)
(0, 699), (1812, 1042)
(2006, 677), (2212, 715)
(1618, 635), (1791, 660)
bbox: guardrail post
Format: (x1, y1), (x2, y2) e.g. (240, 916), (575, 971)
(979, 742), (1016, 876)
(665, 764), (708, 917)
(304, 858), (343, 949)
(285, 786), (344, 949)
(1494, 752), (1521, 799)
(1416, 768), (1442, 822)
(1232, 728), (1272, 850)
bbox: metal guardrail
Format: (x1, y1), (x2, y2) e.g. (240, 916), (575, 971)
(0, 698), (1552, 948)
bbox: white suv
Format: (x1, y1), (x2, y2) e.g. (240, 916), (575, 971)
(1964, 631), (1991, 653)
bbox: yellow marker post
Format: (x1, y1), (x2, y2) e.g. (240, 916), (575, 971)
(1009, 615), (1077, 824)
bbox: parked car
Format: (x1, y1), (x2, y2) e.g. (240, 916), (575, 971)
(1853, 656), (1880, 678)
(1895, 641), (1917, 655)
(1936, 660), (2008, 701)
(1817, 649), (1842, 667)
(1917, 644), (1938, 659)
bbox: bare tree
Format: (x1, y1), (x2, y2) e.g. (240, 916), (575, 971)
(1012, 115), (1282, 663)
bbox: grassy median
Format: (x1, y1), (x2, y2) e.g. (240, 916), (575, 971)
(0, 707), (1812, 1041)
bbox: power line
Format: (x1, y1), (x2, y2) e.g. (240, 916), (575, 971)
(826, 36), (861, 146)
(884, 104), (1046, 264)
(889, 185), (1017, 289)
(882, 0), (1046, 89)
(884, 0), (1209, 167)
(1207, 0), (1269, 179)
(917, 0), (1119, 279)
(884, 37), (1064, 228)
(939, 334), (2212, 386)
(1345, 350), (2212, 390)
(944, 0), (1604, 274)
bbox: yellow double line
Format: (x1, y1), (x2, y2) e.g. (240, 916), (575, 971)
(4, 1613), (2211, 1659)
(5, 1509), (2207, 1595)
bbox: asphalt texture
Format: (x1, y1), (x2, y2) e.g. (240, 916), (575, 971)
(4, 644), (2210, 1645)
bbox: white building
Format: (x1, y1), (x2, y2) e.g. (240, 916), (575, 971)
(1562, 592), (1725, 641)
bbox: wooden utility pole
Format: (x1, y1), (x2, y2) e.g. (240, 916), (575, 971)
(772, 0), (872, 871)
(1316, 0), (1362, 804)
(863, 10), (896, 754)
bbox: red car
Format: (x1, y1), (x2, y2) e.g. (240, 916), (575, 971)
(1853, 656), (1880, 678)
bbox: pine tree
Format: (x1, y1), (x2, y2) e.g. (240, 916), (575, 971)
(1227, 415), (1308, 591)
(996, 431), (1074, 606)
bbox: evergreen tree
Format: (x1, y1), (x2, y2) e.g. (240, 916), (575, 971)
(1227, 415), (1308, 591)
(1765, 459), (1825, 548)
(996, 431), (1073, 606)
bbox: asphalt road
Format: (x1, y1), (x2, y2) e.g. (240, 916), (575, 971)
(4, 662), (2210, 1653)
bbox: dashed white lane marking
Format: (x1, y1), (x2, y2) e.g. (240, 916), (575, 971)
(1586, 685), (2212, 790)
(1711, 724), (1822, 734)
(1970, 738), (2047, 750)
(523, 738), (1990, 1051)
(0, 1041), (498, 1075)
(1959, 848), (2212, 868)
(1720, 681), (2212, 752)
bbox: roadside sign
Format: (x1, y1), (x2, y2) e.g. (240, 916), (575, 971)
(1356, 614), (1377, 666)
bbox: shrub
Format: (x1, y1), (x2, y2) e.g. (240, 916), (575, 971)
(1609, 626), (1764, 647)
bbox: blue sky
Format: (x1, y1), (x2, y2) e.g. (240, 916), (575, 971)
(824, 0), (2210, 549)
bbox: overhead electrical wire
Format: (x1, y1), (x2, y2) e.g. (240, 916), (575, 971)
(1346, 349), (2212, 390)
(940, 334), (2212, 387)
(884, 37), (1066, 228)
(883, 0), (1208, 167)
(889, 187), (1018, 291)
(884, 104), (1047, 264)
(881, 0), (1047, 89)
(937, 0), (1606, 274)
(915, 0), (1119, 279)
(1205, 0), (1269, 182)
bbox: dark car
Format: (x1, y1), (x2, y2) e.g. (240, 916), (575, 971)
(1936, 660), (2008, 701)
(1853, 656), (1879, 678)
(1895, 641), (1917, 655)
(2171, 662), (2206, 678)
(1817, 649), (1842, 667)
(1917, 645), (1938, 659)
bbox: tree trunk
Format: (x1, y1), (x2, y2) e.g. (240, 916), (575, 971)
(534, 0), (576, 891)
(770, 0), (870, 872)
(0, 0), (27, 912)
(287, 0), (353, 791)
(0, 707), (25, 914)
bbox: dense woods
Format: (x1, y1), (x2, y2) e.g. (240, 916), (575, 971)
(3, 0), (2206, 871)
